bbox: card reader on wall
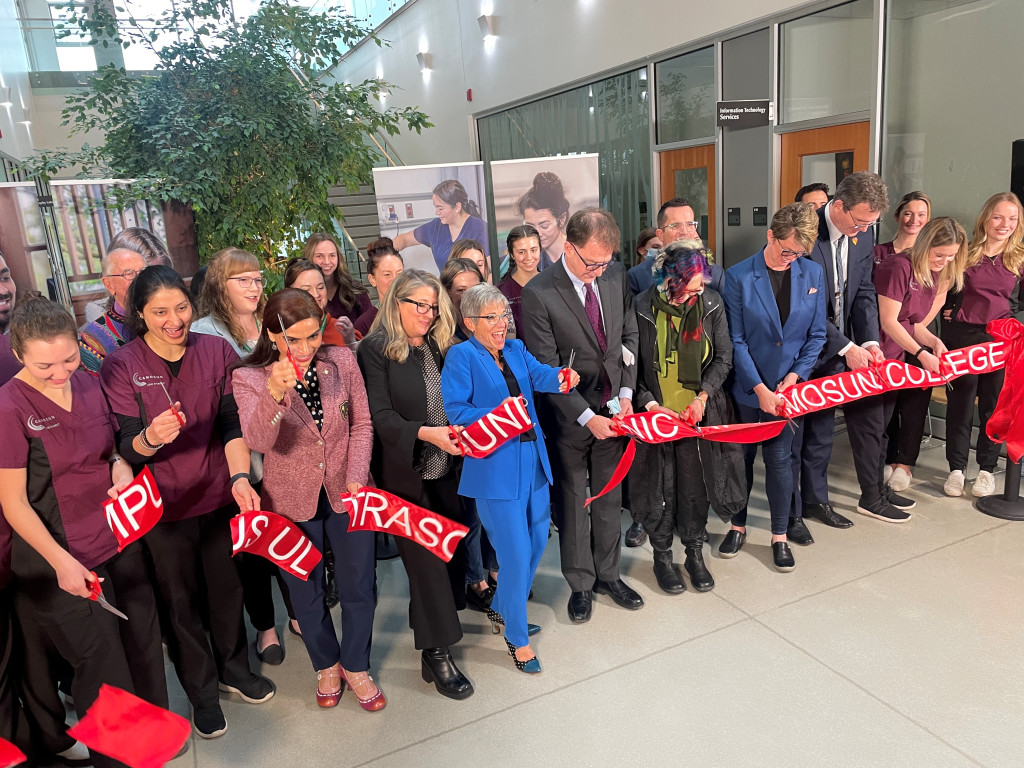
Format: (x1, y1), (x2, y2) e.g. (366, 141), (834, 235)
(753, 207), (768, 226)
(727, 208), (741, 226)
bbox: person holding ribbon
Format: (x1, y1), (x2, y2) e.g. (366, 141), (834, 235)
(941, 192), (1024, 498)
(100, 265), (274, 739)
(631, 240), (746, 593)
(723, 203), (827, 572)
(356, 269), (475, 700)
(233, 288), (382, 711)
(0, 297), (167, 768)
(869, 217), (967, 519)
(441, 283), (578, 673)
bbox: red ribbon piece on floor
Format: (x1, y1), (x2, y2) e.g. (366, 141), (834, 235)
(103, 466), (164, 551)
(450, 396), (533, 458)
(342, 486), (469, 562)
(984, 319), (1024, 463)
(0, 738), (25, 768)
(67, 685), (190, 768)
(231, 511), (322, 581)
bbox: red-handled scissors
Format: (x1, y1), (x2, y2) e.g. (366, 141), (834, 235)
(157, 381), (186, 427)
(87, 572), (128, 621)
(278, 313), (305, 385)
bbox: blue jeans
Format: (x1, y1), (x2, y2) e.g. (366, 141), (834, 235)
(732, 401), (796, 536)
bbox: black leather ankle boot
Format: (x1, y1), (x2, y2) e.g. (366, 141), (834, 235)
(684, 542), (715, 592)
(421, 647), (474, 700)
(650, 536), (685, 594)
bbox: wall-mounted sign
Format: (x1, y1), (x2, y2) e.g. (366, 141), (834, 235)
(716, 100), (772, 128)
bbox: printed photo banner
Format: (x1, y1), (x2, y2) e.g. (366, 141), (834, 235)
(103, 466), (164, 551)
(342, 487), (469, 563)
(231, 511), (322, 581)
(450, 396), (533, 458)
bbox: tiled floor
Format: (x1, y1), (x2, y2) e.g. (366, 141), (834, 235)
(168, 434), (1022, 768)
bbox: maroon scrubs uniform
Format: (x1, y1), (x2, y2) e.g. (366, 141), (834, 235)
(100, 332), (254, 712)
(874, 253), (941, 361)
(942, 253), (1024, 473)
(0, 372), (165, 768)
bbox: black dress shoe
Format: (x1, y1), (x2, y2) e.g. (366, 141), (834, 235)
(256, 641), (284, 666)
(593, 579), (644, 610)
(803, 502), (853, 529)
(718, 529), (746, 558)
(567, 590), (593, 623)
(465, 584), (495, 612)
(624, 521), (647, 547)
(786, 517), (814, 546)
(421, 648), (474, 700)
(772, 541), (796, 572)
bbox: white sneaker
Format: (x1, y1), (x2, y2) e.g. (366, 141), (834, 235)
(889, 467), (912, 492)
(943, 470), (965, 497)
(883, 465), (894, 484)
(972, 470), (996, 497)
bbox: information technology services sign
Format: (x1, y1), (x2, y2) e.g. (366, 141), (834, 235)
(716, 100), (772, 127)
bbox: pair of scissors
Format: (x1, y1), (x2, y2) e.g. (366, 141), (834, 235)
(87, 572), (128, 621)
(278, 313), (305, 386)
(157, 381), (186, 426)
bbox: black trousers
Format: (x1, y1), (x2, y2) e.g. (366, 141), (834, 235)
(942, 321), (1004, 473)
(145, 504), (251, 711)
(395, 469), (466, 650)
(0, 586), (34, 757)
(884, 353), (935, 467)
(793, 356), (889, 509)
(629, 440), (707, 545)
(549, 426), (626, 592)
(239, 553), (296, 631)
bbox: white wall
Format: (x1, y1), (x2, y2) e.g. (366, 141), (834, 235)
(333, 0), (817, 164)
(0, 0), (35, 161)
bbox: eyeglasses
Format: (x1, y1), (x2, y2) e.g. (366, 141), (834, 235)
(467, 311), (512, 325)
(570, 244), (613, 272)
(400, 298), (440, 315)
(847, 211), (879, 231)
(780, 249), (808, 259)
(227, 275), (264, 289)
(663, 221), (700, 232)
(108, 268), (140, 281)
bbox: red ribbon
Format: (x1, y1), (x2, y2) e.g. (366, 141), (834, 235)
(103, 467), (164, 551)
(0, 737), (26, 768)
(231, 511), (323, 581)
(984, 319), (1024, 462)
(67, 685), (190, 768)
(449, 396), (534, 458)
(342, 486), (469, 562)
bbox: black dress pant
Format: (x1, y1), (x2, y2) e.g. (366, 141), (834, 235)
(884, 353), (935, 467)
(0, 585), (34, 757)
(395, 469), (466, 650)
(629, 440), (707, 545)
(942, 321), (1004, 473)
(145, 504), (251, 711)
(238, 553), (296, 631)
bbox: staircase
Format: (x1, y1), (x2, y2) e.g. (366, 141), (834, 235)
(328, 183), (380, 285)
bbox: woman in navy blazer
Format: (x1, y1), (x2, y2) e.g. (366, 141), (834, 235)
(723, 204), (827, 572)
(442, 284), (578, 673)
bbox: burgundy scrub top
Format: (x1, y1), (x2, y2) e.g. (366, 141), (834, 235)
(873, 252), (941, 360)
(0, 372), (120, 575)
(955, 253), (1022, 325)
(0, 335), (18, 588)
(100, 333), (238, 521)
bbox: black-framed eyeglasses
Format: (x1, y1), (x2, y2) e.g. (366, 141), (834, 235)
(780, 248), (808, 259)
(467, 310), (512, 325)
(400, 298), (440, 315)
(570, 244), (613, 272)
(108, 268), (140, 281)
(227, 275), (264, 289)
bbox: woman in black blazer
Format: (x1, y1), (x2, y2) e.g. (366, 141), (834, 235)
(356, 270), (474, 700)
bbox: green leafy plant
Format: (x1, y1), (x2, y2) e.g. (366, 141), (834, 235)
(20, 0), (431, 273)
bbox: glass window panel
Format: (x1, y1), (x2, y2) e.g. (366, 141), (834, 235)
(477, 68), (651, 263)
(781, 0), (874, 123)
(883, 0), (1019, 239)
(655, 47), (716, 144)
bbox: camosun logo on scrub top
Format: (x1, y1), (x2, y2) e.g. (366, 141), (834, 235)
(133, 373), (167, 388)
(27, 414), (59, 431)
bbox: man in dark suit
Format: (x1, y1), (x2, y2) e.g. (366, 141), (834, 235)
(791, 172), (911, 544)
(522, 208), (642, 623)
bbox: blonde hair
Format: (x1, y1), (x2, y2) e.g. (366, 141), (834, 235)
(770, 203), (819, 254)
(198, 248), (266, 348)
(370, 269), (455, 363)
(966, 192), (1024, 276)
(907, 217), (967, 293)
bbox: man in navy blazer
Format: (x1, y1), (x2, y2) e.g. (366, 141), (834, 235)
(522, 208), (642, 624)
(791, 172), (909, 539)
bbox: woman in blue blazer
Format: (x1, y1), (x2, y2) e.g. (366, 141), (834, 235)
(723, 203), (827, 572)
(441, 284), (578, 674)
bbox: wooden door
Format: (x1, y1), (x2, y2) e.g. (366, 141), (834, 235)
(779, 121), (870, 206)
(658, 144), (716, 247)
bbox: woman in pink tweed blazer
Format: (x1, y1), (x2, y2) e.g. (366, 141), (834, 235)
(232, 289), (381, 712)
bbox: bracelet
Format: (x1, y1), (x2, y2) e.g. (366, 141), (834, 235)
(108, 453), (125, 465)
(267, 379), (284, 404)
(138, 428), (164, 451)
(916, 345), (934, 357)
(230, 472), (251, 487)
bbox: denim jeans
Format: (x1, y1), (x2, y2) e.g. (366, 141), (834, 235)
(732, 401), (796, 536)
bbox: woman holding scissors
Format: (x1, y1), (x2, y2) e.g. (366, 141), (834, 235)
(0, 297), (167, 768)
(100, 265), (274, 740)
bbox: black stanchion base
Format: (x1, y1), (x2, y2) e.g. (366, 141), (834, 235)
(975, 495), (1024, 521)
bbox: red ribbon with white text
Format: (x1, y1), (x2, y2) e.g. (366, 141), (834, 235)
(449, 395), (533, 458)
(103, 466), (164, 551)
(342, 486), (469, 562)
(231, 511), (322, 581)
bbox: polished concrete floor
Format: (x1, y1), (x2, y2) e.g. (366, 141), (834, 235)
(166, 434), (1022, 768)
